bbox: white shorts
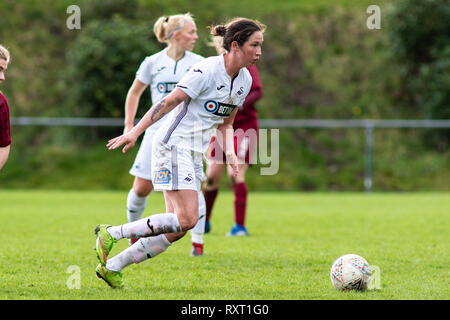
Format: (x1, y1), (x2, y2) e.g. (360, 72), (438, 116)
(129, 128), (156, 181)
(151, 140), (205, 191)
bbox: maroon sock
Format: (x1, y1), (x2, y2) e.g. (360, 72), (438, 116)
(204, 189), (218, 222)
(232, 182), (248, 226)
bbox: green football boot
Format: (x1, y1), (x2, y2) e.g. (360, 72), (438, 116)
(95, 264), (124, 289)
(94, 224), (116, 266)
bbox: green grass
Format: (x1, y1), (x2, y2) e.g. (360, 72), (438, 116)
(0, 190), (448, 300)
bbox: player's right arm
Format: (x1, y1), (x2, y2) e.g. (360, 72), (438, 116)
(124, 79), (148, 134)
(107, 87), (190, 153)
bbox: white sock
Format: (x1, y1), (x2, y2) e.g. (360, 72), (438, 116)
(107, 213), (181, 241)
(190, 191), (206, 244)
(106, 235), (172, 271)
(127, 188), (148, 222)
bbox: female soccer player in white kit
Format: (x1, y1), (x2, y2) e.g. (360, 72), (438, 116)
(95, 17), (265, 288)
(123, 13), (206, 256)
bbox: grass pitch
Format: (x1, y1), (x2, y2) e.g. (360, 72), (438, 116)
(0, 190), (448, 300)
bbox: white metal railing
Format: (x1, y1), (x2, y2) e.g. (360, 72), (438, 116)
(11, 117), (450, 192)
(11, 117), (450, 128)
(259, 119), (450, 192)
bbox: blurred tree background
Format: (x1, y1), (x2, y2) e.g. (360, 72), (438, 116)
(0, 0), (448, 191)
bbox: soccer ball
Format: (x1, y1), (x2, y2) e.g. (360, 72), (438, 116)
(330, 254), (372, 291)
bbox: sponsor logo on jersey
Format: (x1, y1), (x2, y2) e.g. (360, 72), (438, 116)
(217, 85), (225, 91)
(156, 82), (177, 93)
(204, 100), (237, 116)
(204, 100), (219, 113)
(153, 169), (170, 184)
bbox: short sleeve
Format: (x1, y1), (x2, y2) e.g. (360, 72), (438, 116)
(176, 65), (208, 100)
(135, 57), (153, 85)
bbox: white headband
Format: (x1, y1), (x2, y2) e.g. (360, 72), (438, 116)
(168, 18), (192, 40)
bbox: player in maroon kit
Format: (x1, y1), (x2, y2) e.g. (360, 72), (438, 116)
(203, 37), (263, 235)
(0, 45), (11, 170)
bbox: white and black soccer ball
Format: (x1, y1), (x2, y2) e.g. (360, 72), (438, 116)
(330, 254), (372, 291)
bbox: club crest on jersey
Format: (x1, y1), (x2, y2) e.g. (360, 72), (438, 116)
(153, 169), (170, 184)
(156, 82), (177, 93)
(204, 100), (237, 116)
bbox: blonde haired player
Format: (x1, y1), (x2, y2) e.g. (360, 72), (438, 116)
(122, 13), (207, 257)
(96, 17), (265, 288)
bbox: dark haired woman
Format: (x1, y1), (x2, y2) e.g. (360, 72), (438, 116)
(95, 18), (266, 288)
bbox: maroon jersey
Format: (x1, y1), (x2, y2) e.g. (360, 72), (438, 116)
(0, 91), (11, 147)
(233, 65), (263, 131)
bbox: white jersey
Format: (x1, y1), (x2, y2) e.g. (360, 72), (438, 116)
(129, 49), (203, 180)
(135, 48), (204, 133)
(153, 54), (252, 154)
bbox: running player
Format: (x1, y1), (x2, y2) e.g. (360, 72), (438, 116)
(203, 36), (263, 236)
(123, 13), (206, 256)
(0, 45), (11, 170)
(95, 17), (266, 288)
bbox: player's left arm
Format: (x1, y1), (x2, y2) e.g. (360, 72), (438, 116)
(216, 107), (239, 176)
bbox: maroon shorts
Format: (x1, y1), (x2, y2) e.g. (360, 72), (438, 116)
(208, 125), (258, 164)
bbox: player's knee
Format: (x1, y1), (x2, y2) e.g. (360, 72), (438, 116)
(228, 171), (245, 185)
(229, 174), (236, 186)
(185, 212), (198, 230)
(134, 181), (153, 197)
(206, 177), (214, 186)
(206, 177), (219, 189)
(165, 231), (187, 243)
(177, 209), (198, 231)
